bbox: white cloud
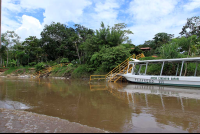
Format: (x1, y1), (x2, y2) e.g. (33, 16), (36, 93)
(128, 0), (179, 23)
(82, 0), (121, 30)
(2, 0), (22, 13)
(19, 0), (92, 25)
(1, 0), (200, 45)
(126, 0), (199, 45)
(15, 15), (43, 41)
(2, 0), (92, 41)
(184, 0), (200, 11)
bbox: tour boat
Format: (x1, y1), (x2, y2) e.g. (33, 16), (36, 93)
(121, 57), (200, 87)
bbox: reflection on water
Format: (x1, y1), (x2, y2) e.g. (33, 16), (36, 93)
(0, 77), (200, 133)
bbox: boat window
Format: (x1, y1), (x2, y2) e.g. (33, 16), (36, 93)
(145, 62), (162, 75)
(131, 59), (200, 76)
(128, 64), (133, 73)
(139, 65), (147, 75)
(133, 64), (139, 75)
(180, 62), (200, 76)
(161, 62), (179, 76)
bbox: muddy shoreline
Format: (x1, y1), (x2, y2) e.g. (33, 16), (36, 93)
(0, 108), (108, 133)
(0, 75), (90, 81)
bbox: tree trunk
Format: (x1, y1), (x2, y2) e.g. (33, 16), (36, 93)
(6, 50), (8, 67)
(75, 43), (81, 64)
(184, 39), (192, 76)
(17, 59), (19, 67)
(0, 55), (2, 67)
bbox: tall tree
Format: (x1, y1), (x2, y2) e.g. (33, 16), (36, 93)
(22, 36), (42, 65)
(73, 24), (94, 64)
(41, 22), (76, 61)
(1, 31), (20, 67)
(173, 35), (198, 56)
(0, 0), (2, 49)
(40, 22), (76, 61)
(153, 32), (174, 49)
(96, 22), (133, 48)
(180, 16), (200, 38)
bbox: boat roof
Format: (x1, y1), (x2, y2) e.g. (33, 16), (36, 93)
(129, 57), (200, 64)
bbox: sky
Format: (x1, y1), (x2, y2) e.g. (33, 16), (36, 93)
(2, 0), (200, 45)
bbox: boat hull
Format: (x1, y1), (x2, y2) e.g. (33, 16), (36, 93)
(122, 74), (200, 87)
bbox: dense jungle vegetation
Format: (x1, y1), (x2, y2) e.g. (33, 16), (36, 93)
(0, 16), (200, 77)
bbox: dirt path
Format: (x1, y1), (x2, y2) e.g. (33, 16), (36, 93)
(0, 108), (108, 133)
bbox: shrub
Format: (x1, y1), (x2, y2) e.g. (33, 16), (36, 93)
(60, 58), (70, 63)
(35, 62), (46, 72)
(8, 59), (17, 67)
(28, 62), (36, 67)
(72, 65), (91, 78)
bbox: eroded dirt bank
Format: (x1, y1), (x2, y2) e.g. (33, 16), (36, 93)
(0, 108), (108, 133)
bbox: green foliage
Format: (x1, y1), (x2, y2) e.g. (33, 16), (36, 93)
(130, 46), (142, 55)
(8, 59), (17, 67)
(40, 22), (77, 61)
(28, 62), (36, 66)
(90, 45), (131, 72)
(72, 64), (91, 78)
(158, 42), (181, 59)
(35, 62), (46, 72)
(95, 22), (133, 48)
(140, 56), (159, 60)
(47, 61), (57, 66)
(1, 17), (200, 78)
(180, 16), (200, 37)
(153, 32), (174, 48)
(60, 58), (69, 63)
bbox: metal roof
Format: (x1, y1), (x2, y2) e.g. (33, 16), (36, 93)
(129, 57), (200, 63)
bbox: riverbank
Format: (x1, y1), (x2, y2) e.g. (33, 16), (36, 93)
(0, 66), (92, 80)
(0, 108), (108, 133)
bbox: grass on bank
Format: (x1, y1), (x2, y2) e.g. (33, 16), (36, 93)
(1, 66), (35, 76)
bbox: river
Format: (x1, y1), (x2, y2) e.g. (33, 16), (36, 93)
(0, 77), (200, 133)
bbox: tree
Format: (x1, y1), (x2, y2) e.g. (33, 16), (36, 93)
(90, 45), (131, 72)
(1, 31), (20, 67)
(173, 35), (198, 56)
(40, 22), (76, 62)
(22, 36), (43, 65)
(12, 43), (25, 67)
(130, 46), (142, 56)
(153, 32), (174, 49)
(95, 22), (133, 48)
(73, 24), (94, 64)
(0, 45), (6, 67)
(180, 16), (200, 38)
(82, 22), (134, 64)
(158, 42), (180, 59)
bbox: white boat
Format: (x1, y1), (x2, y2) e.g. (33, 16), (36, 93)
(121, 57), (200, 87)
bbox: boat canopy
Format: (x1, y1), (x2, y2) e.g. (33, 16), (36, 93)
(128, 57), (200, 76)
(129, 57), (200, 64)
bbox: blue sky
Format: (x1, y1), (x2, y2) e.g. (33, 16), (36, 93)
(2, 0), (200, 45)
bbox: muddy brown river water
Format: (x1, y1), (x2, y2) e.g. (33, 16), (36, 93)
(0, 77), (200, 133)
